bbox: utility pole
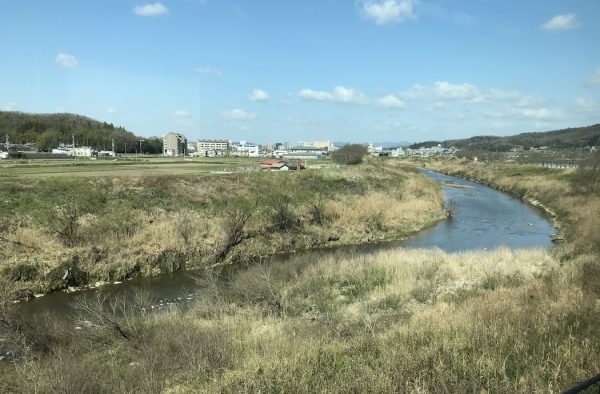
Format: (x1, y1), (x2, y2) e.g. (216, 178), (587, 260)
(139, 139), (144, 158)
(112, 138), (115, 154)
(5, 134), (10, 159)
(72, 135), (77, 165)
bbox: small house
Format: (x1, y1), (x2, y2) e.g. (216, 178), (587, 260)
(260, 159), (289, 171)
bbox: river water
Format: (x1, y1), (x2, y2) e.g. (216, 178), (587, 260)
(15, 170), (556, 318)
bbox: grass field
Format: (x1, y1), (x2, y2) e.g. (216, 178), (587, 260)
(0, 156), (268, 177)
(0, 157), (444, 297)
(1, 157), (598, 393)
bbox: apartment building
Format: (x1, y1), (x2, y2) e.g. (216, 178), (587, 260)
(196, 139), (230, 156)
(163, 132), (187, 157)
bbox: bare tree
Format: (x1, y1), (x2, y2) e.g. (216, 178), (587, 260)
(311, 193), (326, 226)
(72, 292), (133, 340)
(214, 206), (253, 263)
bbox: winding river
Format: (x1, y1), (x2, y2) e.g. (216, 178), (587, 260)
(16, 170), (556, 319)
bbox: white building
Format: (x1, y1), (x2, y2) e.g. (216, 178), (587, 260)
(368, 143), (383, 155)
(74, 147), (93, 157)
(390, 147), (406, 157)
(51, 144), (93, 157)
(233, 141), (259, 157)
(273, 149), (289, 157)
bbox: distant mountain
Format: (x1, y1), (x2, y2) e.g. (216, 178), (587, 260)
(407, 140), (443, 149)
(333, 141), (413, 149)
(0, 111), (163, 153)
(411, 124), (600, 152)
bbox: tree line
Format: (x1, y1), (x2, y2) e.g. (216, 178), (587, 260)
(0, 111), (164, 154)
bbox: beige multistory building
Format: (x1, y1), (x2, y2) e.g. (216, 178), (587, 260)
(163, 132), (187, 157)
(196, 139), (229, 156)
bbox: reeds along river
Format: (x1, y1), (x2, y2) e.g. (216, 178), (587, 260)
(15, 170), (556, 320)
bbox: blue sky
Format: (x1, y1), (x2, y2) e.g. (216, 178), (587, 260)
(1, 0), (599, 143)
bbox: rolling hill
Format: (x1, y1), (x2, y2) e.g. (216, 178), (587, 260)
(410, 124), (600, 151)
(0, 111), (163, 153)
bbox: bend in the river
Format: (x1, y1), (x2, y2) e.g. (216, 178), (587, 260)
(15, 169), (556, 318)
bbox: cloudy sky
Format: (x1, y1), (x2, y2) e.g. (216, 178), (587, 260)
(1, 0), (599, 143)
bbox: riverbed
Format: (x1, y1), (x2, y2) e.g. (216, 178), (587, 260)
(15, 170), (556, 319)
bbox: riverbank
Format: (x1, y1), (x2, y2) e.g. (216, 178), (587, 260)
(2, 158), (598, 393)
(0, 158), (445, 299)
(418, 157), (599, 258)
(3, 246), (598, 392)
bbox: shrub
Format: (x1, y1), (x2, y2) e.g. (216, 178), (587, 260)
(572, 151), (600, 194)
(331, 144), (368, 165)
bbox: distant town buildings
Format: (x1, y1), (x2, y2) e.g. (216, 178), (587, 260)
(51, 144), (94, 157)
(196, 139), (230, 157)
(298, 140), (334, 153)
(404, 144), (456, 157)
(1, 126), (465, 162)
(163, 132), (187, 157)
(232, 141), (259, 157)
(285, 145), (324, 160)
(367, 143), (383, 155)
(390, 147), (405, 157)
(186, 141), (197, 154)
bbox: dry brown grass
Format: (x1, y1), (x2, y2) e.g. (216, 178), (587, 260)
(3, 158), (599, 393)
(0, 159), (445, 296)
(184, 248), (598, 392)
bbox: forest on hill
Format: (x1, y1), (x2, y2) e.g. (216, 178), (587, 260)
(0, 111), (164, 154)
(409, 124), (600, 151)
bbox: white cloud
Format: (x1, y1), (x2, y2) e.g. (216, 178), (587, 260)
(485, 107), (562, 120)
(2, 102), (17, 111)
(378, 94), (405, 109)
(221, 109), (257, 121)
(487, 95), (562, 119)
(517, 108), (561, 119)
(333, 86), (369, 104)
(486, 88), (520, 101)
(513, 95), (549, 109)
(55, 53), (78, 68)
(299, 89), (334, 102)
(361, 0), (416, 25)
(575, 98), (600, 113)
(299, 86), (369, 105)
(249, 89), (269, 102)
(433, 81), (480, 100)
(174, 110), (190, 118)
(362, 0), (416, 25)
(133, 2), (168, 17)
(541, 13), (579, 30)
(106, 107), (117, 114)
(400, 82), (519, 103)
(194, 67), (222, 76)
(399, 84), (427, 99)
